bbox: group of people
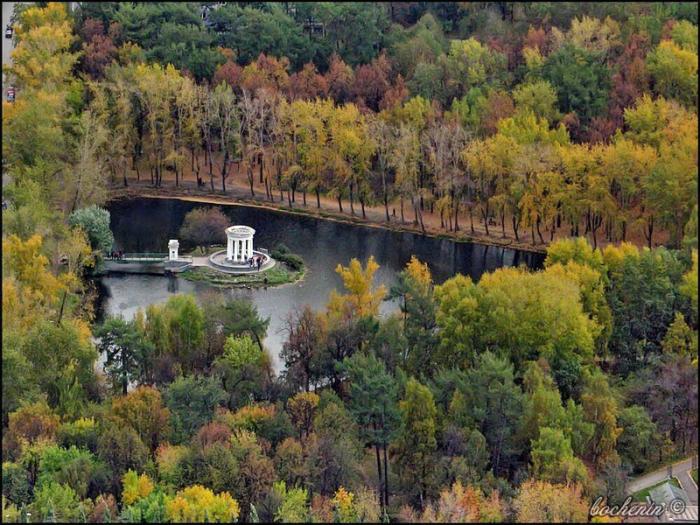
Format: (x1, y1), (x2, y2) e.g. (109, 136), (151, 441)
(108, 250), (124, 260)
(248, 255), (263, 271)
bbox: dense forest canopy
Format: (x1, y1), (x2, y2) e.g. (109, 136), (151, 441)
(1, 2), (698, 523)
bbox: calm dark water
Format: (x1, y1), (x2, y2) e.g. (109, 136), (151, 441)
(98, 198), (544, 371)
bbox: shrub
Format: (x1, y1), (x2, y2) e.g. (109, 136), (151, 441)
(179, 207), (228, 250)
(271, 247), (304, 272)
(68, 206), (114, 253)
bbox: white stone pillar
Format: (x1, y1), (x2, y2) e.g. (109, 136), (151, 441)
(226, 235), (232, 260)
(168, 240), (179, 261)
(247, 238), (253, 259)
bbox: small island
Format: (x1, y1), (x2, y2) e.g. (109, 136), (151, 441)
(180, 243), (305, 288)
(102, 207), (306, 288)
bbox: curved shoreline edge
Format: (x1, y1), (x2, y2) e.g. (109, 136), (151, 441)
(107, 188), (548, 255)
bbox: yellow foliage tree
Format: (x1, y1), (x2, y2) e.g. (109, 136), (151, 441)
(327, 256), (386, 322)
(166, 485), (240, 523)
(122, 470), (154, 505)
(2, 235), (66, 331)
(10, 2), (78, 91)
(332, 487), (357, 523)
(404, 255), (433, 294)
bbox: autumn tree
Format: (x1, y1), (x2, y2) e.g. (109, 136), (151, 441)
(580, 367), (622, 468)
(513, 480), (589, 522)
(178, 207), (228, 252)
(394, 378), (438, 508)
(281, 306), (326, 392)
(328, 256), (387, 322)
(112, 386), (170, 453)
(287, 391), (319, 442)
(390, 123), (423, 229)
(646, 39), (698, 107)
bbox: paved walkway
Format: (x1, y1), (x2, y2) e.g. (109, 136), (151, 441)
(626, 456), (698, 504)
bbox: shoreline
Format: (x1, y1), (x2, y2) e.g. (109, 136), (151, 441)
(108, 188), (549, 255)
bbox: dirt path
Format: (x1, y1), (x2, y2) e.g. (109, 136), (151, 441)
(112, 152), (669, 254)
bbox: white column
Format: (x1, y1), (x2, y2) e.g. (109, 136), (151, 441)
(247, 238), (252, 259)
(226, 236), (233, 260)
(169, 240), (179, 261)
(234, 239), (239, 261)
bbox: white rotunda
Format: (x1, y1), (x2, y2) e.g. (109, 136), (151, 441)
(225, 225), (256, 263)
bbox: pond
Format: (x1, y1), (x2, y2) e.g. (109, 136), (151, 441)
(97, 198), (545, 372)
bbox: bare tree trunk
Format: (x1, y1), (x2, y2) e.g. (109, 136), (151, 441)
(512, 215), (520, 242)
(373, 425), (384, 511)
(536, 217), (545, 244)
(644, 216), (654, 249)
(383, 442), (390, 507)
(349, 183), (355, 216)
(360, 198), (366, 219)
(316, 189), (321, 208)
(338, 195), (343, 212)
(207, 142), (215, 191)
(302, 189), (307, 207)
(592, 227), (598, 249)
(247, 165), (255, 196)
(384, 193), (389, 222)
(57, 290), (68, 325)
(454, 200), (460, 231)
(221, 150), (229, 192)
(400, 197), (405, 224)
(481, 203), (490, 236)
(259, 154), (264, 183)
